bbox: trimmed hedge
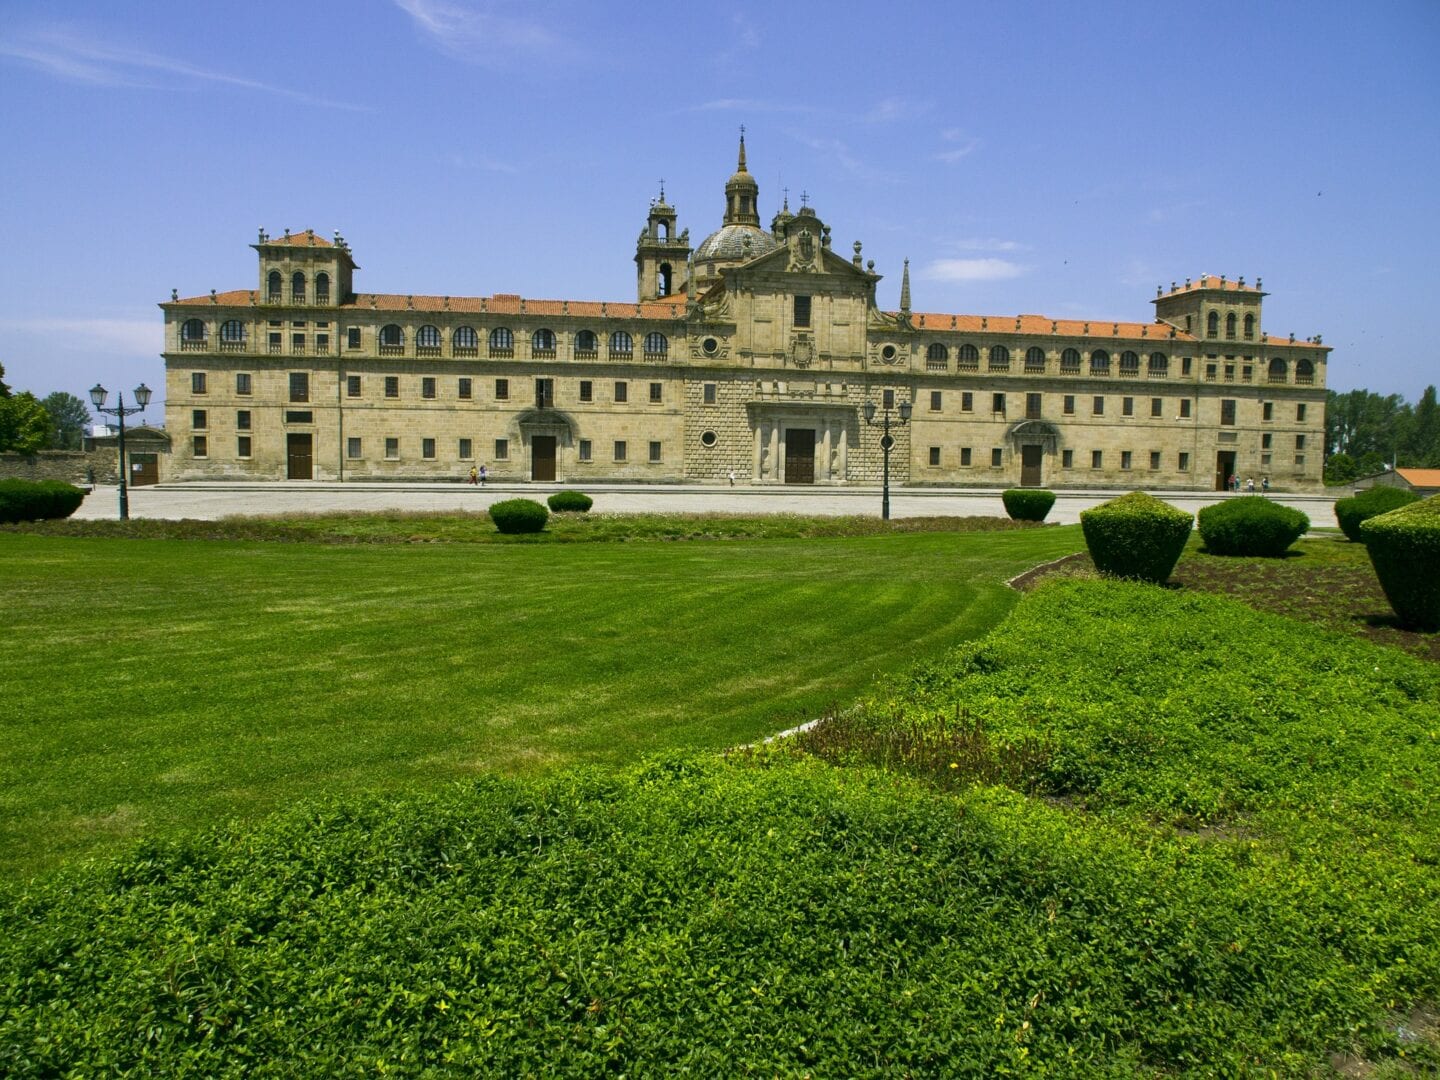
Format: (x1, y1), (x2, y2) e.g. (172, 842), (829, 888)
(1197, 496), (1309, 557)
(1334, 485), (1420, 541)
(1000, 488), (1055, 522)
(0, 479), (87, 524)
(1079, 491), (1193, 584)
(1360, 493), (1440, 631)
(487, 498), (549, 534)
(547, 490), (593, 513)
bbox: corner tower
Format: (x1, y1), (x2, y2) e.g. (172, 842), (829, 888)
(635, 184), (691, 301)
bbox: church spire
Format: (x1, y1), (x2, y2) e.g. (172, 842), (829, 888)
(900, 258), (912, 314)
(723, 127), (760, 227)
(737, 125), (748, 172)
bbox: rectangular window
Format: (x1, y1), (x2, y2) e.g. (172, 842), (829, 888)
(883, 388), (895, 409)
(1122, 396), (1134, 417)
(1062, 449), (1074, 469)
(1296, 403), (1307, 422)
(961, 392), (973, 412)
(649, 382), (663, 403)
(1093, 396), (1104, 416)
(1151, 397), (1163, 418)
(1180, 399), (1192, 419)
(284, 410), (312, 424)
(422, 438), (436, 459)
(1063, 395), (1075, 416)
(1295, 454), (1306, 467)
(1295, 434), (1306, 450)
(458, 377), (472, 400)
(649, 440), (662, 463)
(292, 333), (305, 353)
(793, 294), (812, 328)
(960, 447), (972, 467)
(992, 392), (1006, 415)
(1221, 399), (1236, 425)
(192, 435), (208, 457)
(1092, 450), (1103, 469)
(268, 320), (281, 328)
(579, 380), (593, 402)
(192, 409), (207, 430)
(289, 372), (309, 403)
(536, 378), (554, 408)
(614, 440), (627, 462)
(1262, 433), (1273, 449)
(1121, 450), (1133, 470)
(1181, 357), (1192, 376)
(930, 391), (942, 412)
(292, 320), (305, 329)
(703, 382), (717, 405)
(347, 327), (361, 350)
(1263, 402), (1274, 421)
(614, 381), (628, 403)
(991, 448), (1003, 468)
(495, 378), (509, 401)
(1026, 393), (1041, 419)
(316, 333), (329, 353)
(236, 372), (252, 395)
(236, 410), (251, 431)
(347, 375), (361, 397)
(1179, 451), (1190, 471)
(929, 446), (941, 466)
(347, 437), (362, 459)
(191, 372), (207, 394)
(269, 331), (282, 352)
(385, 437), (399, 460)
(459, 438), (472, 459)
(237, 435), (251, 459)
(578, 439), (592, 462)
(422, 377), (437, 400)
(1150, 450), (1161, 470)
(494, 438), (509, 460)
(385, 376), (399, 398)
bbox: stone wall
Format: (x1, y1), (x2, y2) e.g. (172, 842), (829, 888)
(0, 450), (116, 484)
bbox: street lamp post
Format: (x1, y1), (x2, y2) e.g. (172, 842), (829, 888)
(89, 383), (152, 521)
(863, 396), (913, 520)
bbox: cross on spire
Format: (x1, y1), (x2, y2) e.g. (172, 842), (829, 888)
(657, 178), (665, 200)
(800, 190), (809, 208)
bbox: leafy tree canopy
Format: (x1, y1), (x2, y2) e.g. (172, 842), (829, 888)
(40, 392), (92, 451)
(0, 362), (11, 399)
(0, 392), (53, 455)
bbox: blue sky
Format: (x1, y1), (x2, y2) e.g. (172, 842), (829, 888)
(1, 0), (1437, 417)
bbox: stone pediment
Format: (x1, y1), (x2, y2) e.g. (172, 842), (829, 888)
(737, 239), (876, 283)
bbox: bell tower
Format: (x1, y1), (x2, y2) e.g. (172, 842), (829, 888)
(723, 130), (761, 227)
(635, 182), (691, 301)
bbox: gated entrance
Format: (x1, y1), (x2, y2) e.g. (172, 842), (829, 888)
(286, 433), (313, 479)
(130, 453), (159, 486)
(532, 435), (557, 482)
(784, 428), (816, 484)
(1020, 445), (1043, 487)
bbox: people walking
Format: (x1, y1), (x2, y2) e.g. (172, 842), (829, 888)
(468, 465), (478, 486)
(479, 464), (487, 486)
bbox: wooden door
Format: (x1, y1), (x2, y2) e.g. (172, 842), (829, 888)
(532, 436), (557, 482)
(286, 434), (313, 480)
(1215, 451), (1236, 492)
(130, 453), (159, 486)
(1020, 445), (1043, 487)
(784, 429), (816, 484)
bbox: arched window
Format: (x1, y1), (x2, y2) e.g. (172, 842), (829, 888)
(292, 271), (306, 303)
(220, 319), (246, 343)
(925, 343), (948, 370)
(379, 324), (404, 349)
(489, 327), (514, 353)
(1090, 349), (1110, 374)
(644, 332), (668, 356)
(180, 318), (207, 342)
(1243, 313), (1255, 340)
(314, 272), (331, 304)
(1060, 348), (1081, 372)
(1267, 357), (1287, 383)
(1119, 351), (1140, 375)
(1025, 346), (1046, 371)
(988, 345), (1010, 370)
(1295, 358), (1314, 384)
(658, 263), (672, 297)
(453, 326), (478, 351)
(532, 328), (556, 353)
(1207, 311), (1219, 338)
(609, 331), (633, 355)
(575, 329), (598, 355)
(958, 343), (979, 368)
(416, 325), (441, 351)
(267, 270), (282, 302)
(1225, 312), (1237, 339)
(1148, 352), (1168, 376)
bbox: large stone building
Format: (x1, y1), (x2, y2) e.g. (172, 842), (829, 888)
(162, 136), (1330, 491)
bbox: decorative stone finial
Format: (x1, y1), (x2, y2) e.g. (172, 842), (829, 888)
(171, 288), (178, 301)
(900, 258), (911, 314)
(737, 126), (747, 171)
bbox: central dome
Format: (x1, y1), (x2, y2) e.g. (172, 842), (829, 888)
(693, 223), (778, 263)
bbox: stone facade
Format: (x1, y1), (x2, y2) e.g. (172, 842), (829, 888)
(162, 138), (1331, 491)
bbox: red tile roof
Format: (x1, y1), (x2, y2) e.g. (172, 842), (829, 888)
(1396, 468), (1440, 488)
(167, 290), (687, 320)
(1157, 274), (1262, 297)
(260, 229), (334, 247)
(906, 312), (1192, 343)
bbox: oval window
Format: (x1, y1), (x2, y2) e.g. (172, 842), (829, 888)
(700, 430), (718, 448)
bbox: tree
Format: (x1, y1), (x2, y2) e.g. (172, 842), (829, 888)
(0, 392), (53, 455)
(1404, 385), (1440, 466)
(1323, 452), (1359, 485)
(41, 392), (92, 451)
(0, 362), (11, 398)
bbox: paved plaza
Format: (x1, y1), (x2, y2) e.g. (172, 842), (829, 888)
(74, 481), (1336, 527)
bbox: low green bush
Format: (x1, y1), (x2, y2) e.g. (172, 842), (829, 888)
(1078, 491), (1192, 584)
(0, 479), (86, 524)
(1000, 488), (1055, 522)
(1197, 496), (1309, 556)
(1334, 485), (1420, 541)
(547, 490), (593, 513)
(1360, 493), (1440, 630)
(487, 497), (549, 534)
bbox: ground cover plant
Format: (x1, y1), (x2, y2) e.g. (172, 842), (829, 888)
(546, 490), (593, 513)
(1079, 490), (1193, 583)
(1196, 495), (1309, 556)
(0, 479), (86, 523)
(0, 525), (1081, 876)
(1361, 493), (1440, 630)
(486, 497), (549, 533)
(1001, 487), (1055, 522)
(1335, 485), (1420, 541)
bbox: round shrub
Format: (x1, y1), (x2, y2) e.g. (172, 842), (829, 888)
(1079, 491), (1193, 584)
(1001, 488), (1055, 523)
(487, 498), (549, 534)
(0, 479), (87, 524)
(1360, 493), (1440, 630)
(546, 490), (593, 513)
(1334, 485), (1420, 541)
(1197, 496), (1309, 557)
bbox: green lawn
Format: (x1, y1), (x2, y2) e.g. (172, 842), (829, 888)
(0, 526), (1081, 877)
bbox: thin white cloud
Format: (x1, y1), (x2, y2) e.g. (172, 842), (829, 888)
(864, 96), (930, 124)
(951, 238), (1026, 253)
(2, 317), (159, 356)
(922, 258), (1026, 283)
(393, 0), (574, 64)
(0, 25), (365, 110)
(690, 98), (820, 115)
